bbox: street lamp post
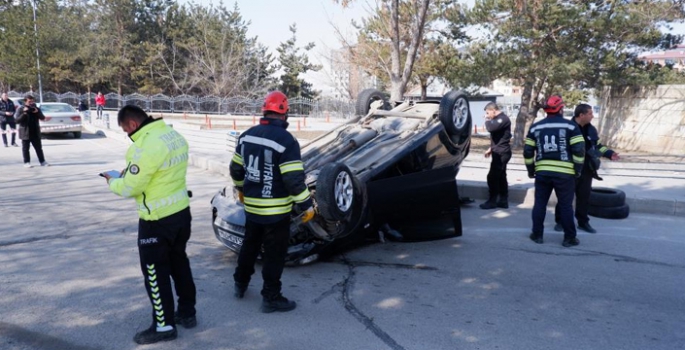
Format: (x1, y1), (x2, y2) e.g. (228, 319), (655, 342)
(31, 0), (43, 103)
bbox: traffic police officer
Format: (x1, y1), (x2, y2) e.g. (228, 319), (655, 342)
(230, 91), (314, 313)
(523, 95), (586, 247)
(103, 105), (197, 344)
(554, 103), (620, 234)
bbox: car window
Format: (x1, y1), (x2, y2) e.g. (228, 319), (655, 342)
(41, 104), (76, 113)
(10, 98), (24, 106)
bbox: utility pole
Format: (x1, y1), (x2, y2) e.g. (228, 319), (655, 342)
(31, 0), (43, 103)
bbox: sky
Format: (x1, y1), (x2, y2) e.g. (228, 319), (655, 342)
(191, 0), (370, 94)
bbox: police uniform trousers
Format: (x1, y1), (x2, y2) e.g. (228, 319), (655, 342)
(138, 207), (196, 329)
(487, 151), (511, 201)
(532, 174), (577, 240)
(234, 217), (290, 299)
(554, 165), (593, 226)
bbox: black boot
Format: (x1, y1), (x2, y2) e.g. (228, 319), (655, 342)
(133, 325), (177, 345)
(174, 312), (197, 329)
(496, 195), (509, 209)
(479, 197), (498, 209)
(261, 294), (297, 313)
(234, 282), (248, 299)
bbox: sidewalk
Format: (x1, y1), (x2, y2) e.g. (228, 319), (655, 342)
(84, 121), (685, 217)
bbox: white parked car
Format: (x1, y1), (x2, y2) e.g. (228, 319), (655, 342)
(38, 102), (82, 138)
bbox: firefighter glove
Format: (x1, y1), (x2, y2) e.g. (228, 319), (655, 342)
(301, 207), (315, 223)
(237, 190), (244, 204)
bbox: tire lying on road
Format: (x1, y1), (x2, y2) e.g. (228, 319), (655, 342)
(588, 203), (630, 219)
(589, 187), (626, 208)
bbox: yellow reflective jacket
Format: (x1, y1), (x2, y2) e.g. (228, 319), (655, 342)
(109, 119), (190, 221)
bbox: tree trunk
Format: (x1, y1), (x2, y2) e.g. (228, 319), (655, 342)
(421, 84), (428, 100)
(512, 80), (535, 149)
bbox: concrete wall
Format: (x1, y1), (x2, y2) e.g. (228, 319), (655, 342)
(597, 85), (685, 155)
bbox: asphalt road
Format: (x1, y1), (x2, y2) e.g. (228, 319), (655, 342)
(1, 132), (684, 350)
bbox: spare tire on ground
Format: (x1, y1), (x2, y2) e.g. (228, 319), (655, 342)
(588, 203), (630, 219)
(589, 187), (626, 207)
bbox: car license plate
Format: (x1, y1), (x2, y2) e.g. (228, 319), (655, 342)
(219, 230), (243, 246)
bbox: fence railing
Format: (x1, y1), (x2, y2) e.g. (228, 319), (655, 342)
(7, 91), (357, 119)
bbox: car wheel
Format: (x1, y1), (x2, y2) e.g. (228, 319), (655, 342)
(588, 203), (630, 219)
(438, 90), (472, 143)
(316, 163), (359, 221)
(355, 89), (388, 116)
(589, 187), (625, 207)
(73, 131), (82, 139)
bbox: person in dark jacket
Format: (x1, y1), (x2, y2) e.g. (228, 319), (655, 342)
(480, 102), (512, 209)
(523, 95), (585, 247)
(229, 91), (314, 313)
(14, 95), (48, 168)
(554, 104), (620, 234)
(1, 93), (19, 147)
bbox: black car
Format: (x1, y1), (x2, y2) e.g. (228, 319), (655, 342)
(211, 89), (473, 265)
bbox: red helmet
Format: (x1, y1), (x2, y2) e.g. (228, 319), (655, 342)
(543, 95), (564, 114)
(262, 91), (289, 115)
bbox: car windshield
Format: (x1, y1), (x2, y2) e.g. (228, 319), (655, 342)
(41, 104), (75, 113)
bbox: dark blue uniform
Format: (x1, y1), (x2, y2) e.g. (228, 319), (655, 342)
(523, 113), (585, 243)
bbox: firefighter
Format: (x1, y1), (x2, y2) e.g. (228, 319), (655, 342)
(103, 105), (197, 344)
(230, 91), (314, 313)
(523, 95), (586, 247)
(553, 103), (620, 234)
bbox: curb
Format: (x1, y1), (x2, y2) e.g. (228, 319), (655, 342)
(85, 124), (682, 217)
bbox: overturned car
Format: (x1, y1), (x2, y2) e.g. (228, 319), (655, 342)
(211, 89), (472, 265)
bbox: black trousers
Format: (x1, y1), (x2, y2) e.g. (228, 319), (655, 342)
(138, 207), (196, 329)
(234, 217), (290, 299)
(532, 174), (576, 240)
(555, 168), (593, 225)
(486, 151), (511, 200)
(96, 105), (103, 118)
(1, 119), (17, 146)
(22, 138), (45, 164)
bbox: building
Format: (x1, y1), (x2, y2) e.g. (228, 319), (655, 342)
(639, 45), (685, 71)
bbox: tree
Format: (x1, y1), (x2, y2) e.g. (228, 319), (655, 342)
(276, 24), (322, 99)
(335, 0), (432, 101)
(456, 0), (685, 147)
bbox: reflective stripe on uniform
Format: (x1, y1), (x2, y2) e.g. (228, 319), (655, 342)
(244, 203), (293, 216)
(573, 155), (585, 164)
(525, 138), (536, 147)
(280, 160), (304, 174)
(570, 135), (584, 145)
(524, 157), (534, 165)
(240, 135), (286, 153)
(291, 188), (311, 203)
(138, 188), (188, 212)
(535, 159), (574, 169)
(233, 179), (244, 186)
(529, 123), (576, 133)
(535, 165), (575, 175)
(244, 196), (292, 206)
(231, 153), (244, 166)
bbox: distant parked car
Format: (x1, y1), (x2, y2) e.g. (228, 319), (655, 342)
(9, 97), (24, 108)
(38, 102), (82, 138)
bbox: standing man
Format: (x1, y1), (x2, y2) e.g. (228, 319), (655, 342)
(102, 106), (197, 344)
(230, 91), (314, 313)
(1, 93), (18, 147)
(480, 102), (512, 209)
(554, 104), (620, 234)
(14, 95), (48, 168)
(523, 95), (586, 247)
(95, 91), (105, 119)
(78, 99), (89, 121)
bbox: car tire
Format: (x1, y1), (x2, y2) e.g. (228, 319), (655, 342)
(316, 163), (359, 221)
(589, 187), (625, 207)
(438, 90), (472, 143)
(355, 89), (388, 116)
(588, 203), (630, 219)
(73, 131), (82, 139)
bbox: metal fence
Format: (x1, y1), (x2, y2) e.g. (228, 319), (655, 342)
(7, 91), (357, 119)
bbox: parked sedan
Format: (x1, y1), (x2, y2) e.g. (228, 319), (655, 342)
(212, 89), (472, 265)
(39, 103), (82, 138)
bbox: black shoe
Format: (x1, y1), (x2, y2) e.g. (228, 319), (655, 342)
(133, 325), (177, 345)
(261, 294), (297, 313)
(553, 223), (563, 232)
(578, 222), (597, 234)
(562, 238), (580, 247)
(174, 312), (197, 329)
(234, 282), (247, 299)
(479, 201), (497, 210)
(529, 233), (543, 244)
(496, 201), (509, 209)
